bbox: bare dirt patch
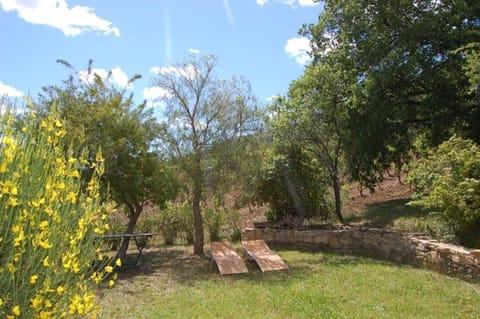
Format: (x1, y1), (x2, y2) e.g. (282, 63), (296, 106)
(344, 175), (413, 216)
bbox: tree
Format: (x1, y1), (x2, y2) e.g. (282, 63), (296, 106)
(151, 55), (259, 255)
(304, 0), (480, 184)
(272, 62), (350, 223)
(38, 60), (177, 258)
(254, 142), (331, 224)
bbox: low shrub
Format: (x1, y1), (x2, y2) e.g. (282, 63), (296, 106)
(204, 207), (225, 242)
(157, 201), (182, 245)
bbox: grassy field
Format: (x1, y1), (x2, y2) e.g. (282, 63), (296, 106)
(98, 245), (480, 319)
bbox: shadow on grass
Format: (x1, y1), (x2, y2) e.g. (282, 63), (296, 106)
(345, 198), (427, 228)
(115, 247), (214, 283)
(113, 244), (388, 287)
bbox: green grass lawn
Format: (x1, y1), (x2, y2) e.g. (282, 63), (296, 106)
(98, 245), (480, 319)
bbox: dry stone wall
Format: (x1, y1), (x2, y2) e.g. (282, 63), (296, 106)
(243, 227), (480, 282)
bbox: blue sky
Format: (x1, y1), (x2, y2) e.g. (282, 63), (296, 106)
(0, 0), (323, 107)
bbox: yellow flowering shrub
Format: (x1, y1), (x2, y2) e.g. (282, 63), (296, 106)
(0, 105), (114, 318)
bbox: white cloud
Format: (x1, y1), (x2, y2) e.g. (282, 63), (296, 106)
(143, 86), (171, 101)
(143, 86), (171, 108)
(284, 36), (312, 65)
(255, 0), (319, 7)
(297, 0), (318, 7)
(150, 65), (198, 80)
(189, 48), (200, 54)
(0, 0), (120, 36)
(78, 67), (132, 88)
(0, 81), (23, 97)
(110, 67), (130, 88)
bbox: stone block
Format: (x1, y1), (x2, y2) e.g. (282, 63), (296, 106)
(294, 230), (304, 242)
(264, 230), (275, 242)
(471, 250), (480, 261)
(303, 231), (317, 243)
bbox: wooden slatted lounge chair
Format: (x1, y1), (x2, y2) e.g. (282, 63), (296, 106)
(242, 239), (289, 272)
(210, 241), (248, 275)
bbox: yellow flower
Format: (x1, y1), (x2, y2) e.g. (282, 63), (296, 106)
(39, 238), (52, 249)
(30, 274), (38, 284)
(8, 197), (19, 207)
(115, 258), (122, 267)
(39, 310), (52, 319)
(7, 263), (16, 273)
(13, 230), (25, 247)
(12, 305), (20, 316)
(42, 256), (50, 267)
(31, 295), (42, 309)
(57, 286), (65, 294)
(39, 220), (49, 230)
(0, 297), (3, 307)
(105, 266), (113, 273)
(66, 191), (77, 204)
(109, 280), (115, 287)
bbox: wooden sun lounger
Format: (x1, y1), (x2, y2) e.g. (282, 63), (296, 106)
(242, 239), (289, 272)
(210, 241), (248, 275)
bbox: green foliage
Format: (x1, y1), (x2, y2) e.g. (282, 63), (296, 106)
(0, 105), (113, 318)
(304, 0), (480, 185)
(38, 60), (178, 245)
(156, 201), (183, 245)
(153, 200), (194, 246)
(203, 207), (226, 242)
(152, 54), (261, 254)
(409, 136), (480, 247)
(226, 209), (242, 242)
(255, 145), (331, 223)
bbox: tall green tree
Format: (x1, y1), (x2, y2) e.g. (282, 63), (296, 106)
(39, 60), (177, 258)
(272, 62), (351, 223)
(151, 55), (259, 255)
(304, 0), (480, 185)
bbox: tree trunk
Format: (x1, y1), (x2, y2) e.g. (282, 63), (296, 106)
(192, 151), (204, 255)
(332, 176), (345, 224)
(117, 202), (143, 260)
(192, 186), (204, 255)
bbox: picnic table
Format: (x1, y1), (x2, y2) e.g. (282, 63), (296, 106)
(100, 232), (156, 268)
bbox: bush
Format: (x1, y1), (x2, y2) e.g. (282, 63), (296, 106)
(157, 201), (182, 245)
(254, 146), (331, 223)
(409, 136), (480, 247)
(177, 201), (194, 244)
(226, 209), (242, 242)
(0, 105), (114, 318)
(203, 207), (225, 242)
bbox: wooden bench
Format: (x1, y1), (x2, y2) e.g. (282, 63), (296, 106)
(242, 239), (289, 272)
(210, 241), (248, 275)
